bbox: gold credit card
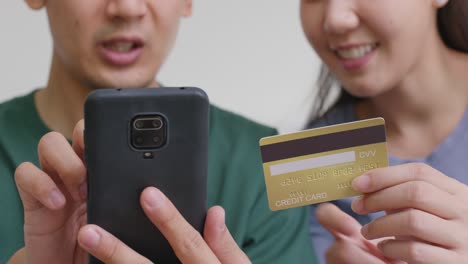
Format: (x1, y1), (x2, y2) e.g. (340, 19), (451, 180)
(260, 118), (388, 211)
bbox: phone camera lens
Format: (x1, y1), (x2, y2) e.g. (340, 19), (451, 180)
(136, 137), (144, 144)
(135, 121), (144, 129)
(152, 119), (162, 129)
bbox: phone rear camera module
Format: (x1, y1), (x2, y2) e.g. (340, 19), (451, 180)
(133, 117), (164, 130)
(135, 121), (144, 129)
(152, 119), (162, 129)
(131, 115), (167, 149)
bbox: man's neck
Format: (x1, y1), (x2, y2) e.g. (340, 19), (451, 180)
(35, 55), (91, 139)
(35, 55), (158, 139)
(357, 41), (468, 158)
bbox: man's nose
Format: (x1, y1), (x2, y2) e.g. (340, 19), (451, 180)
(106, 0), (148, 22)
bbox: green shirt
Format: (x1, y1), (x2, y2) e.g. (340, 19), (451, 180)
(0, 91), (316, 263)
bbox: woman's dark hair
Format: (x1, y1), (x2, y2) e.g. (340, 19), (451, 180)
(309, 0), (468, 122)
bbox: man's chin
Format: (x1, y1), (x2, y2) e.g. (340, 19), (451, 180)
(86, 78), (158, 90)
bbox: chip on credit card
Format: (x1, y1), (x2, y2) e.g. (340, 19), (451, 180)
(260, 118), (388, 211)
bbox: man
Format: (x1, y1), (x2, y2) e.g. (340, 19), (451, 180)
(0, 0), (315, 263)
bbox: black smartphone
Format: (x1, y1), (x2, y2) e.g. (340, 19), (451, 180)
(84, 87), (209, 263)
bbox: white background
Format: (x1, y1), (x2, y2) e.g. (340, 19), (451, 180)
(0, 1), (320, 132)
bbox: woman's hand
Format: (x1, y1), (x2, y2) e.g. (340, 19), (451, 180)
(351, 163), (468, 263)
(316, 203), (402, 264)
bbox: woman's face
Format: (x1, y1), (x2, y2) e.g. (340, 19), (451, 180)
(301, 0), (442, 97)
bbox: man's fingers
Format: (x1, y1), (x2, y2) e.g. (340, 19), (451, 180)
(316, 203), (363, 239)
(38, 131), (87, 201)
(7, 247), (26, 263)
(204, 206), (251, 264)
(15, 162), (66, 211)
(78, 224), (152, 264)
(71, 120), (87, 199)
(72, 119), (85, 162)
(140, 187), (220, 264)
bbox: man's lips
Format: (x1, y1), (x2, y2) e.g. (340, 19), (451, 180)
(98, 37), (144, 66)
(101, 37), (144, 51)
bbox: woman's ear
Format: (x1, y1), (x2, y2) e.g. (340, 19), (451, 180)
(181, 0), (192, 17)
(434, 0), (449, 8)
(24, 0), (46, 10)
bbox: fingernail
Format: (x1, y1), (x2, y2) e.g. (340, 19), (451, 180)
(377, 239), (389, 250)
(79, 182), (87, 200)
(48, 190), (65, 209)
(352, 196), (365, 213)
(352, 174), (370, 191)
(143, 188), (164, 209)
(81, 228), (101, 249)
(218, 209), (226, 232)
(361, 224), (369, 237)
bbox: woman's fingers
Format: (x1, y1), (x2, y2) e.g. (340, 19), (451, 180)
(316, 203), (363, 239)
(352, 181), (463, 219)
(378, 239), (458, 264)
(325, 238), (390, 264)
(352, 163), (464, 195)
(362, 209), (463, 248)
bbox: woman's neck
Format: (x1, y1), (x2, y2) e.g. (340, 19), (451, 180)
(357, 46), (468, 159)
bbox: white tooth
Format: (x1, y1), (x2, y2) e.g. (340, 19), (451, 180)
(356, 47), (363, 57)
(111, 43), (133, 52)
(359, 46), (366, 56)
(337, 44), (375, 59)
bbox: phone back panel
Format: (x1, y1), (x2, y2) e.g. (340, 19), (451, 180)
(84, 87), (209, 263)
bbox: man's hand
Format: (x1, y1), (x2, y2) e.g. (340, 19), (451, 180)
(14, 119), (251, 263)
(15, 120), (88, 264)
(78, 188), (250, 264)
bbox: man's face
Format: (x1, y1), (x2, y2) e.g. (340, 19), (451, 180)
(31, 0), (191, 89)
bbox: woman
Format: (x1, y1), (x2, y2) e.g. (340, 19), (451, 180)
(301, 0), (468, 263)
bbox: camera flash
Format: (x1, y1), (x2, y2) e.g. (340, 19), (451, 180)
(143, 152), (154, 159)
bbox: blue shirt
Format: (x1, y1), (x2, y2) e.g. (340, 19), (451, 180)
(307, 102), (468, 264)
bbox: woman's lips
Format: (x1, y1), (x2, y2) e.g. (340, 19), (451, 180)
(333, 43), (378, 70)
